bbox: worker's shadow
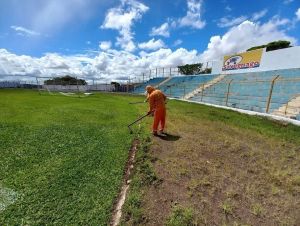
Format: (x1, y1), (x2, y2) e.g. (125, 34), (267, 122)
(157, 133), (181, 141)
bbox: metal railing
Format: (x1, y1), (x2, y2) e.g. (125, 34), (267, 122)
(160, 76), (300, 117)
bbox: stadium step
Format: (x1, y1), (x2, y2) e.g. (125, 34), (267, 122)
(183, 74), (227, 100)
(272, 94), (300, 119)
(156, 77), (172, 88)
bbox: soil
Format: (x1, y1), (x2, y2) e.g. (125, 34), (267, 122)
(139, 119), (300, 226)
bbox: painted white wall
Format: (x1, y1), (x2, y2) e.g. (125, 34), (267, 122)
(261, 46), (300, 71)
(43, 84), (114, 92)
(211, 60), (223, 74)
(211, 46), (300, 74)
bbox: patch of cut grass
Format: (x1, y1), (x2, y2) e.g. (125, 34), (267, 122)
(0, 89), (145, 225)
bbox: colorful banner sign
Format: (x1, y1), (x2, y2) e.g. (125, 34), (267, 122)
(222, 48), (263, 71)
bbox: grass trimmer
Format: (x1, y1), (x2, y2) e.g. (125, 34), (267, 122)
(128, 112), (150, 134)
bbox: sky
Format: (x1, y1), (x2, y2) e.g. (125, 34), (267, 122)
(0, 0), (299, 82)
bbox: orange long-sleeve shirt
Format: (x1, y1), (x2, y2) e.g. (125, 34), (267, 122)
(148, 89), (166, 112)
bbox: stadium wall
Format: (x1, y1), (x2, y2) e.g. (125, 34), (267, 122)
(212, 46), (300, 74)
(43, 84), (114, 92)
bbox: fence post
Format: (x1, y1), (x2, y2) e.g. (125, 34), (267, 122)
(200, 84), (205, 102)
(163, 68), (165, 77)
(53, 76), (56, 92)
(36, 77), (41, 95)
(170, 67), (172, 77)
(285, 102), (289, 116)
(225, 79), (233, 106)
(266, 75), (280, 113)
(156, 68), (157, 77)
(76, 77), (80, 98)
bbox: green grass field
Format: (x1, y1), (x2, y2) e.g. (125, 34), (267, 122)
(0, 89), (145, 225)
(1, 89), (300, 225)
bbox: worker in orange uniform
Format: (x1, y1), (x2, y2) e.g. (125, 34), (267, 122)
(145, 85), (167, 136)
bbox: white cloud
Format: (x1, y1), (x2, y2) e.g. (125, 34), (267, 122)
(283, 0), (294, 4)
(201, 18), (296, 61)
(153, 0), (206, 34)
(10, 26), (40, 37)
(101, 0), (149, 52)
(150, 22), (170, 37)
(252, 9), (268, 21)
(0, 46), (201, 82)
(217, 16), (247, 28)
(173, 39), (183, 46)
(1, 13), (297, 83)
(225, 6), (232, 12)
(178, 0), (206, 29)
(86, 41), (91, 45)
(296, 8), (300, 20)
(99, 41), (112, 51)
(138, 39), (165, 50)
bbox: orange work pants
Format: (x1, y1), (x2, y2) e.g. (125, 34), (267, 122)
(152, 107), (166, 132)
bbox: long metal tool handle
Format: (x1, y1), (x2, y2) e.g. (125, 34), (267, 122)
(128, 101), (145, 104)
(128, 112), (150, 127)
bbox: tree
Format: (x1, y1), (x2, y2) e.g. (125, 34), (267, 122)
(111, 81), (120, 91)
(44, 76), (87, 85)
(178, 63), (203, 75)
(266, 40), (291, 51)
(247, 40), (291, 52)
(200, 68), (212, 74)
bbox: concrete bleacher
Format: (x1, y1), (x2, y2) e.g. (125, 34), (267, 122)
(191, 68), (300, 116)
(158, 74), (217, 98)
(133, 68), (300, 120)
(133, 77), (166, 94)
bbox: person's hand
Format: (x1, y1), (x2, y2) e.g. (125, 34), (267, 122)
(147, 110), (154, 116)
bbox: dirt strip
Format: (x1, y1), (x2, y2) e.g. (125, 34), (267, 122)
(110, 139), (139, 226)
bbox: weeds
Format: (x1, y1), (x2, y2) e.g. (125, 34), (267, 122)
(251, 203), (264, 217)
(166, 205), (196, 226)
(221, 200), (234, 215)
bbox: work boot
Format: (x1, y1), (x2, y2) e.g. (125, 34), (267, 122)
(152, 131), (158, 136)
(158, 130), (167, 137)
